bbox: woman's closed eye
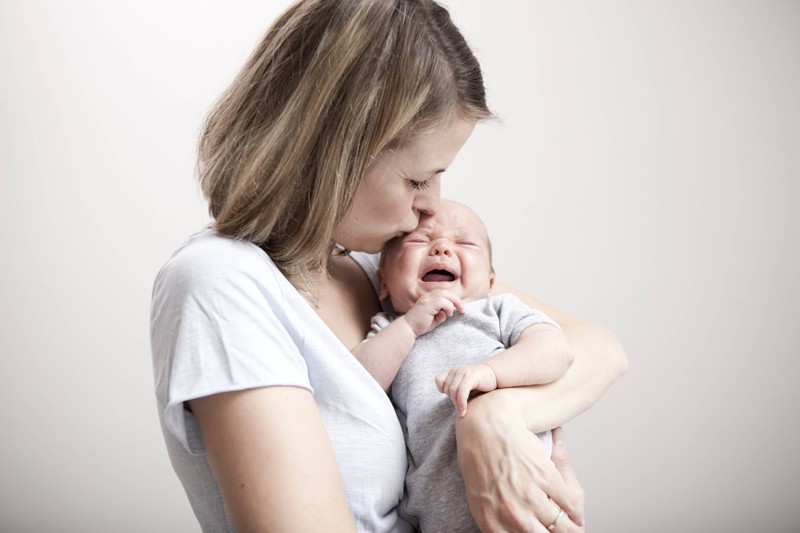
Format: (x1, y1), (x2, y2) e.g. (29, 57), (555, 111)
(407, 179), (430, 191)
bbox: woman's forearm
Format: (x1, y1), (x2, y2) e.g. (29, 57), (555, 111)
(488, 281), (628, 432)
(471, 320), (627, 433)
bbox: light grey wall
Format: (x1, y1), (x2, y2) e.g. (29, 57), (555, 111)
(1, 1), (797, 532)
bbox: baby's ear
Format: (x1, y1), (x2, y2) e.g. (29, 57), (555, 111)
(488, 271), (495, 290)
(377, 269), (390, 301)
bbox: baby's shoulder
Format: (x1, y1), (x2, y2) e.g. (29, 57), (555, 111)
(482, 292), (527, 311)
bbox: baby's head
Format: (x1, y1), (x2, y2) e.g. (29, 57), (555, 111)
(378, 200), (494, 313)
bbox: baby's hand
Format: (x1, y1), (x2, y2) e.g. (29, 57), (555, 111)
(401, 290), (464, 337)
(435, 363), (498, 417)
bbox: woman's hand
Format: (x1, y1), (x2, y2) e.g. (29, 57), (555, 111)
(456, 395), (585, 532)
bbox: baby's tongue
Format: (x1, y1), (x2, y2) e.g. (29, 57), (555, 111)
(422, 270), (455, 282)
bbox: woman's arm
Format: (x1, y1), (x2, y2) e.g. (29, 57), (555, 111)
(188, 387), (356, 533)
(488, 281), (628, 431)
(456, 282), (627, 530)
(433, 323), (574, 417)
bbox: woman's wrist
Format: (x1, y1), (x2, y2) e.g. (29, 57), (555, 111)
(455, 389), (526, 440)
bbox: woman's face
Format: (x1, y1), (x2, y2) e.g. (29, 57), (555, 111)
(333, 118), (475, 253)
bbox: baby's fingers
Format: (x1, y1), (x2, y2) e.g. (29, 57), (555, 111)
(445, 371), (474, 416)
(428, 290), (465, 314)
(435, 371), (447, 393)
(433, 309), (448, 327)
(437, 371), (463, 412)
(455, 380), (473, 417)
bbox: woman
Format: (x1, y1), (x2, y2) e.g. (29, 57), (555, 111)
(151, 0), (627, 531)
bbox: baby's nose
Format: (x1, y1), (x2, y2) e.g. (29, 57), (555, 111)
(431, 239), (453, 256)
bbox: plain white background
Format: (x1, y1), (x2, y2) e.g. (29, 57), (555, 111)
(1, 1), (798, 531)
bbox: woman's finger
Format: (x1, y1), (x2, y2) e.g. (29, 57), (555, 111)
(549, 427), (585, 527)
(521, 432), (585, 533)
(541, 503), (586, 533)
(531, 492), (584, 533)
(457, 418), (588, 532)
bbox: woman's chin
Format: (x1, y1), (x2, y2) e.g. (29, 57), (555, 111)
(340, 243), (383, 255)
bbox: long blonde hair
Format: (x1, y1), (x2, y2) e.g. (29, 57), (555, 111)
(198, 0), (492, 289)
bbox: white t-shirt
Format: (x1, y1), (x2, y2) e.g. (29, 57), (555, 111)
(151, 228), (413, 533)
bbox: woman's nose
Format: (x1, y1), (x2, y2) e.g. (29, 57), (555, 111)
(413, 177), (441, 216)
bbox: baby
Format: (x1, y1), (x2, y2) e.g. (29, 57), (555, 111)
(352, 199), (574, 532)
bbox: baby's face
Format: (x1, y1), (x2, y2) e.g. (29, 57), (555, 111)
(379, 200), (494, 313)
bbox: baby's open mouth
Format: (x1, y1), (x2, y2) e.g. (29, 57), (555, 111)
(422, 269), (456, 282)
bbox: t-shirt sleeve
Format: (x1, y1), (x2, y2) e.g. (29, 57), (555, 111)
(348, 251), (398, 315)
(494, 293), (561, 347)
(151, 236), (311, 455)
(347, 251), (381, 295)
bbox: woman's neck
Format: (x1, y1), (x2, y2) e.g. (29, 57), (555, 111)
(309, 251), (382, 350)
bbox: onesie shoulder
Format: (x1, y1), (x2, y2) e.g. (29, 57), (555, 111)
(487, 293), (560, 346)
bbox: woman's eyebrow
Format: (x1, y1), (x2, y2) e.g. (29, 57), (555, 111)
(413, 167), (446, 176)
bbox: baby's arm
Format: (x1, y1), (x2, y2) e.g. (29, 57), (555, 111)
(352, 290), (464, 391)
(436, 323), (574, 416)
(486, 323), (575, 387)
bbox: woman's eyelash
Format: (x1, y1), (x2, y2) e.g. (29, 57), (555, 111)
(408, 179), (430, 190)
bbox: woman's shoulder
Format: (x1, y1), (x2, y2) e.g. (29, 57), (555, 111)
(151, 227), (283, 308)
(154, 228), (279, 295)
(161, 227), (269, 271)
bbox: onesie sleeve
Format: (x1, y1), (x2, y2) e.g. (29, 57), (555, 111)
(151, 233), (311, 455)
(493, 293), (561, 347)
(365, 312), (396, 339)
